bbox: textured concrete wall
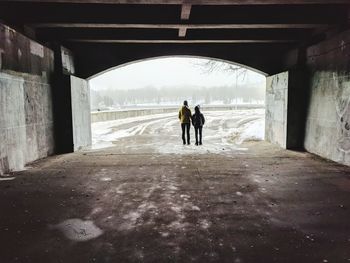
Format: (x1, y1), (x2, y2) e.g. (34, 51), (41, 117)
(0, 24), (55, 174)
(305, 71), (350, 165)
(303, 29), (350, 165)
(0, 25), (54, 76)
(265, 71), (288, 148)
(71, 76), (91, 151)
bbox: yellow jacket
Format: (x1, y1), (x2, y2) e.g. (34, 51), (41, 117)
(179, 106), (192, 124)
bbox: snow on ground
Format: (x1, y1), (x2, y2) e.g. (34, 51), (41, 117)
(91, 109), (265, 155)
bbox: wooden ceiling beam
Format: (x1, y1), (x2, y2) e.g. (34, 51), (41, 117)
(2, 0), (349, 4)
(180, 4), (191, 20)
(67, 39), (297, 43)
(178, 27), (187, 37)
(30, 23), (332, 29)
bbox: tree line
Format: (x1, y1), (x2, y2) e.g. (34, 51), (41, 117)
(90, 84), (265, 110)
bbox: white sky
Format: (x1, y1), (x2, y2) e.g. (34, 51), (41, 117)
(89, 57), (266, 90)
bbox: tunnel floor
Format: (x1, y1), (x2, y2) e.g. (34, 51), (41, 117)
(1, 141), (350, 262)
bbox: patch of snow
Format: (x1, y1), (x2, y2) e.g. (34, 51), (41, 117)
(168, 221), (190, 230)
(191, 205), (201, 211)
(167, 185), (178, 191)
(235, 118), (265, 144)
(199, 219), (211, 229)
(119, 199), (158, 231)
(91, 109), (265, 154)
(115, 188), (125, 194)
(100, 177), (112, 182)
(0, 176), (15, 181)
(171, 205), (182, 213)
(160, 231), (170, 237)
(50, 218), (103, 241)
(89, 207), (103, 216)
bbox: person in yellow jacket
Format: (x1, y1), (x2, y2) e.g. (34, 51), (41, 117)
(178, 100), (192, 145)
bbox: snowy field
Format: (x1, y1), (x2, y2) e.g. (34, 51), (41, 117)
(91, 109), (265, 155)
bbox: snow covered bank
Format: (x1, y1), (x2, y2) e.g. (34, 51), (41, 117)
(91, 109), (265, 155)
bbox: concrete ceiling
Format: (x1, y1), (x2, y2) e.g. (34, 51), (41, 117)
(0, 0), (349, 76)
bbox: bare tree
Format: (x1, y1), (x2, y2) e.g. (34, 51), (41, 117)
(193, 59), (248, 107)
(194, 59), (247, 78)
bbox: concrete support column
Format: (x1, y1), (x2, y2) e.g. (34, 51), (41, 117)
(265, 69), (308, 150)
(70, 76), (91, 151)
(265, 71), (288, 148)
(52, 45), (91, 153)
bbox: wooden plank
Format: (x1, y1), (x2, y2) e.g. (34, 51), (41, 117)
(30, 23), (331, 29)
(67, 39), (297, 43)
(178, 27), (187, 37)
(180, 4), (191, 20)
(2, 0), (348, 4)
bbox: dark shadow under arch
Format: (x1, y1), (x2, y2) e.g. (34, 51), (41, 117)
(72, 43), (283, 78)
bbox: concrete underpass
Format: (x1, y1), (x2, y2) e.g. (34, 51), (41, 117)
(1, 1), (350, 262)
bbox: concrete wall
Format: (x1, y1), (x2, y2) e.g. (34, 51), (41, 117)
(91, 105), (264, 123)
(265, 71), (288, 148)
(304, 71), (350, 164)
(0, 24), (55, 174)
(91, 107), (178, 123)
(48, 44), (91, 153)
(303, 30), (350, 165)
(71, 76), (91, 151)
(265, 69), (310, 150)
(279, 29), (350, 165)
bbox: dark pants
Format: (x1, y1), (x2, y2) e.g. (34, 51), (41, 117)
(195, 126), (203, 145)
(181, 123), (190, 144)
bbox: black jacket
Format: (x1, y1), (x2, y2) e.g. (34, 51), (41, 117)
(192, 113), (205, 127)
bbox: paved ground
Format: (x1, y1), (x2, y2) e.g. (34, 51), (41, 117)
(1, 110), (350, 263)
(1, 140), (350, 263)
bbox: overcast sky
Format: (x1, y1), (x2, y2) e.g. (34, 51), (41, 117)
(89, 57), (266, 91)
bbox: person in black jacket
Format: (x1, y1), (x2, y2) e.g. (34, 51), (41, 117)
(192, 105), (205, 146)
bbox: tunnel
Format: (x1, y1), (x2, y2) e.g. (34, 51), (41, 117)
(1, 1), (350, 262)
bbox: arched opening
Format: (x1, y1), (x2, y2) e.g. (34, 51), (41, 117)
(88, 56), (266, 153)
(87, 55), (268, 80)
